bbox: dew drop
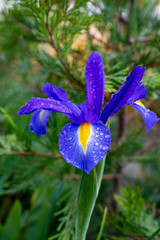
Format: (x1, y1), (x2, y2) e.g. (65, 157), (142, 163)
(103, 146), (108, 150)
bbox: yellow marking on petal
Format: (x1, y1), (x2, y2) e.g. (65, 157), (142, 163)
(135, 100), (145, 108)
(40, 110), (44, 119)
(79, 122), (91, 153)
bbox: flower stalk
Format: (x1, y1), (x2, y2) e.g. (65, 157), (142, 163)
(75, 157), (106, 240)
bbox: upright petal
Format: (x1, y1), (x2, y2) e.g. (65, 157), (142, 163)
(78, 103), (99, 124)
(131, 101), (159, 132)
(85, 52), (105, 115)
(126, 82), (147, 104)
(42, 83), (69, 101)
(59, 121), (111, 174)
(100, 66), (146, 123)
(42, 83), (83, 123)
(29, 110), (52, 135)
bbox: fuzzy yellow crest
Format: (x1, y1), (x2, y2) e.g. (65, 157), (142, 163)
(79, 122), (91, 153)
(40, 110), (44, 119)
(135, 100), (145, 107)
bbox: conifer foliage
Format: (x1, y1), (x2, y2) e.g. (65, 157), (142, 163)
(0, 0), (160, 239)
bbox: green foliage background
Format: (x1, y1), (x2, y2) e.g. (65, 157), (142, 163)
(0, 0), (160, 239)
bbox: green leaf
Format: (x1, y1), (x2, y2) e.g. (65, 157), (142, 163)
(147, 228), (160, 240)
(96, 208), (107, 240)
(75, 157), (106, 240)
(26, 183), (63, 240)
(1, 200), (22, 240)
(0, 107), (17, 130)
(0, 134), (25, 155)
(26, 187), (53, 240)
(0, 224), (4, 239)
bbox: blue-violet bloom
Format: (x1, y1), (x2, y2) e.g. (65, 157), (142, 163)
(18, 52), (159, 173)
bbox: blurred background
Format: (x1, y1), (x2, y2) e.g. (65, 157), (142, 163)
(0, 0), (160, 239)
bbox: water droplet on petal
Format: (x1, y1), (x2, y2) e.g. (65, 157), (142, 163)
(103, 146), (108, 150)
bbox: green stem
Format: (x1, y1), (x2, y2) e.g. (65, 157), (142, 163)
(75, 157), (106, 240)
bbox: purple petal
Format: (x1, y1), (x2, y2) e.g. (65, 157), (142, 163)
(85, 52), (105, 115)
(126, 82), (147, 104)
(17, 98), (74, 115)
(41, 83), (83, 120)
(29, 110), (52, 135)
(59, 121), (111, 174)
(41, 83), (83, 121)
(100, 66), (146, 123)
(78, 103), (99, 124)
(42, 83), (69, 101)
(131, 102), (159, 132)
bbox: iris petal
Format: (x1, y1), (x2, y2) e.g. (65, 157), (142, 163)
(126, 82), (147, 104)
(78, 103), (99, 124)
(131, 102), (159, 132)
(85, 52), (105, 115)
(42, 83), (69, 101)
(17, 98), (73, 115)
(29, 109), (52, 135)
(100, 66), (146, 123)
(41, 83), (82, 123)
(17, 97), (82, 123)
(59, 121), (111, 174)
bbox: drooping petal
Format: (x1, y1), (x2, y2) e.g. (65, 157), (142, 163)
(100, 66), (146, 123)
(59, 121), (111, 174)
(85, 52), (105, 115)
(42, 83), (69, 101)
(17, 97), (82, 122)
(131, 101), (159, 132)
(17, 98), (72, 115)
(29, 110), (52, 135)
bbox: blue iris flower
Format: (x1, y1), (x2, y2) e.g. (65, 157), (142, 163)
(18, 52), (159, 174)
